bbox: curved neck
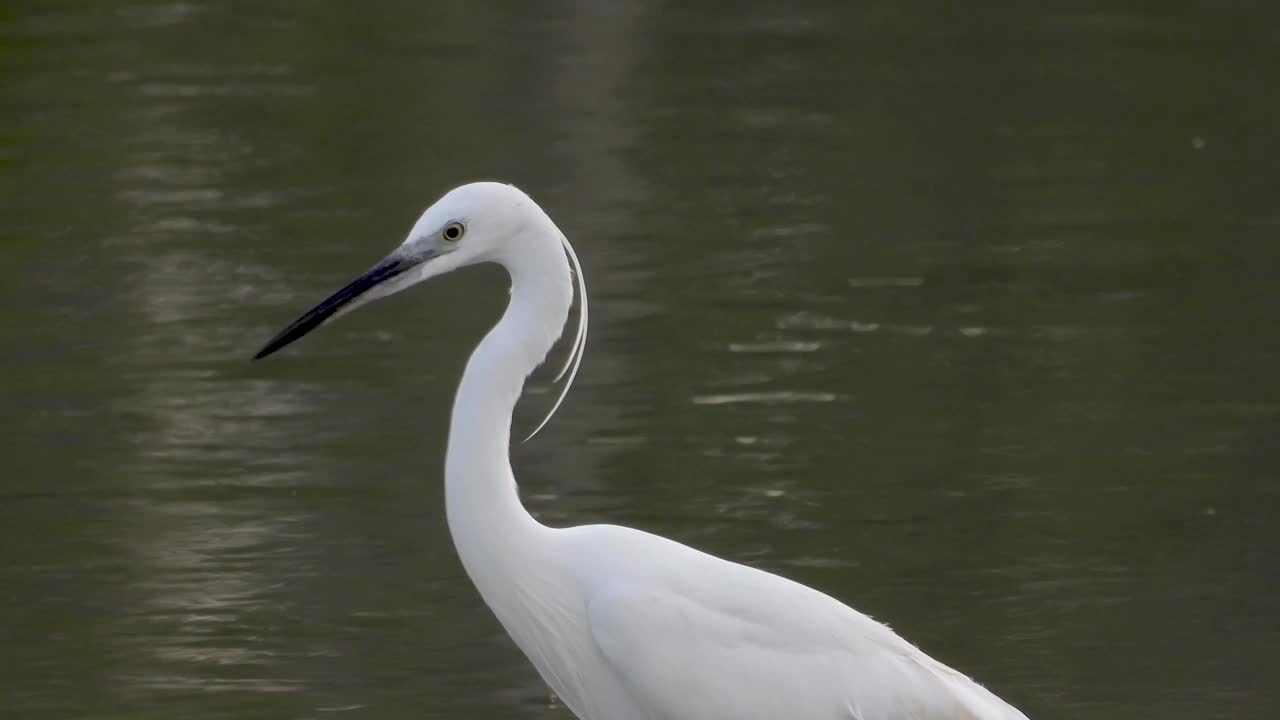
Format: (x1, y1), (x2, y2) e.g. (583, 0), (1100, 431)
(444, 229), (572, 574)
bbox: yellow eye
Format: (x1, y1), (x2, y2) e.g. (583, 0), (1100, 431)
(442, 222), (465, 242)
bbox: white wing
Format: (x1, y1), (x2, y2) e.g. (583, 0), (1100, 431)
(573, 527), (1028, 720)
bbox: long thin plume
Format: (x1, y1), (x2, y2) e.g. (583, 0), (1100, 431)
(523, 234), (589, 442)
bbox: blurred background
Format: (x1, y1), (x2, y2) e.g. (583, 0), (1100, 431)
(2, 2), (1279, 718)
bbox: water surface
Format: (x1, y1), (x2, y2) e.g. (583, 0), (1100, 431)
(3, 3), (1279, 719)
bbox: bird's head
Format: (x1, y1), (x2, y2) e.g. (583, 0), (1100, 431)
(252, 181), (588, 440)
(253, 182), (552, 360)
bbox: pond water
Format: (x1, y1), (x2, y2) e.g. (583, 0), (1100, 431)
(2, 3), (1278, 718)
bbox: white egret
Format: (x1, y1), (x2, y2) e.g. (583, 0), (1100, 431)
(255, 182), (1030, 719)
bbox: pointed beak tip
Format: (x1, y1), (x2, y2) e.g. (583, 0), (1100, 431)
(252, 334), (294, 361)
(251, 336), (281, 361)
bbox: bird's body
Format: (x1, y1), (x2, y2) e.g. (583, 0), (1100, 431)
(461, 521), (1027, 719)
(256, 182), (1030, 719)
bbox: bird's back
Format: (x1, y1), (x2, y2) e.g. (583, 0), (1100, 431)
(531, 523), (1029, 720)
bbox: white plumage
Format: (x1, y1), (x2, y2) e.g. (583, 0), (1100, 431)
(256, 182), (1030, 720)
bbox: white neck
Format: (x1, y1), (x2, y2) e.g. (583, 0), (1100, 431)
(443, 225), (572, 591)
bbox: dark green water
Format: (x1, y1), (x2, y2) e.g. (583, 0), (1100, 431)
(3, 2), (1279, 718)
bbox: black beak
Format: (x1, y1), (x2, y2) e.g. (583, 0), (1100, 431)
(253, 257), (410, 360)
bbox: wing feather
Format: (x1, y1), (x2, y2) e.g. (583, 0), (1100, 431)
(579, 531), (1027, 720)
